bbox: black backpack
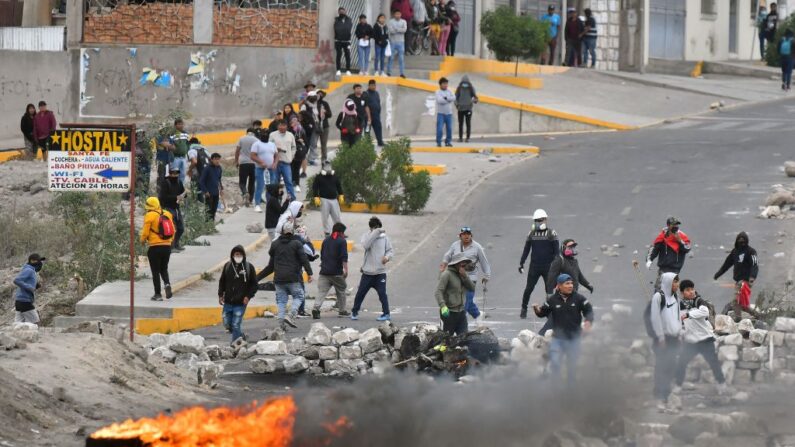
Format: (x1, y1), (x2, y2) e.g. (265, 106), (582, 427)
(194, 146), (210, 176)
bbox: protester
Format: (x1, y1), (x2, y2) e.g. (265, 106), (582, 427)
(257, 222), (314, 331)
(366, 79), (385, 147)
(518, 208), (559, 319)
(673, 280), (728, 394)
(186, 137), (209, 202)
(300, 90), (321, 166)
(158, 165), (186, 252)
(546, 239), (593, 294)
(288, 115), (309, 194)
(582, 8), (597, 68)
(316, 90), (334, 164)
(533, 274), (594, 385)
(312, 222), (350, 319)
(235, 128), (258, 208)
(714, 231), (760, 321)
(355, 15), (374, 75)
(265, 183), (290, 240)
(373, 14), (390, 76)
(435, 77), (456, 147)
(757, 6), (768, 60)
(13, 253), (45, 324)
(779, 29), (794, 91)
(32, 100), (56, 161)
(649, 272), (681, 410)
(166, 118), (190, 184)
(564, 7), (583, 67)
(268, 111), (282, 134)
(140, 197), (174, 301)
(155, 130), (174, 188)
(269, 120), (297, 199)
(436, 253), (475, 335)
(444, 0), (461, 56)
(440, 226), (491, 321)
(20, 104), (36, 157)
(387, 9), (408, 77)
(299, 82), (316, 104)
(766, 3), (779, 47)
(351, 217), (395, 321)
(336, 99), (362, 147)
(250, 133), (278, 213)
(541, 4), (561, 65)
(438, 1), (452, 56)
(646, 216), (691, 287)
(199, 153), (223, 221)
(218, 245), (257, 344)
(347, 84), (372, 131)
(454, 75), (478, 143)
(312, 161), (344, 236)
(334, 7), (353, 76)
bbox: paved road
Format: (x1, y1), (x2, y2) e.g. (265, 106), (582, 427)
(197, 99), (795, 347)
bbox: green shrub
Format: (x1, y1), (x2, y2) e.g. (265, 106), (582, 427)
(765, 16), (795, 67)
(480, 6), (548, 68)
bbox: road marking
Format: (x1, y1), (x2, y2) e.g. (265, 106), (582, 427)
(621, 206), (632, 216)
(742, 122), (782, 132)
(613, 227), (624, 236)
(631, 185), (642, 194)
(593, 265), (603, 273)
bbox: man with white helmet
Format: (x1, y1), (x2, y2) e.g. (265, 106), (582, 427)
(518, 209), (559, 319)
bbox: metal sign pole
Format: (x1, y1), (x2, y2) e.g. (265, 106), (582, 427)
(129, 125), (137, 342)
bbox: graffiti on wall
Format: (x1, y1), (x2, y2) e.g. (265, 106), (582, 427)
(0, 75), (64, 117)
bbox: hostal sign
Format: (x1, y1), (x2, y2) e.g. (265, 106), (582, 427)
(48, 129), (132, 192)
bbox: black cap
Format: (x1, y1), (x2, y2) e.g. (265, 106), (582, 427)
(666, 216), (681, 226)
(304, 82), (316, 89)
(548, 4), (555, 10)
(439, 77), (449, 84)
(28, 253), (46, 263)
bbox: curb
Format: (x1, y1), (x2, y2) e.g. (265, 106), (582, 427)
(411, 146), (539, 154)
(340, 202), (394, 214)
(411, 164), (447, 175)
(487, 75), (544, 90)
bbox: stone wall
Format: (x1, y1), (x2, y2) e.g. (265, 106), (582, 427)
(584, 0), (621, 71)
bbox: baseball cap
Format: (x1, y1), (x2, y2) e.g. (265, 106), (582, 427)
(557, 273), (573, 284)
(460, 226), (472, 234)
(29, 253), (46, 263)
(666, 216), (681, 225)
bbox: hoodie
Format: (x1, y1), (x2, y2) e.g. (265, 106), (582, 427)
(650, 272), (682, 341)
(140, 197), (174, 247)
(714, 232), (759, 283)
(546, 253), (591, 294)
(680, 294), (715, 344)
(647, 228), (691, 272)
(441, 239), (491, 281)
(534, 290), (594, 340)
(265, 184), (290, 230)
(435, 263), (475, 312)
(360, 228), (395, 275)
(455, 76), (478, 112)
(257, 234), (313, 284)
(312, 169), (343, 200)
(435, 87), (456, 115)
(275, 201), (304, 239)
(14, 263), (39, 303)
(218, 245), (258, 305)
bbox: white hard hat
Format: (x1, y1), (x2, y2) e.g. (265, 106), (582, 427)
(532, 209), (548, 220)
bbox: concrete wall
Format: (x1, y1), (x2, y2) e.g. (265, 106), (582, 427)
(0, 49), (77, 142)
(684, 0), (757, 61)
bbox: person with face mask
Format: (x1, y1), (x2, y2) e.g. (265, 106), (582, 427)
(13, 253), (45, 324)
(312, 161), (344, 236)
(454, 75), (478, 143)
(518, 208), (559, 319)
(714, 231), (760, 321)
(218, 245), (258, 344)
(546, 239), (593, 294)
(265, 183), (290, 241)
(646, 216), (691, 288)
(649, 272), (682, 411)
(158, 165), (186, 252)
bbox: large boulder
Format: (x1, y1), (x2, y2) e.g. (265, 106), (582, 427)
(250, 357), (283, 374)
(737, 319), (754, 336)
(765, 189), (795, 207)
(713, 315), (738, 335)
(324, 359), (360, 375)
(339, 344), (363, 360)
(749, 329), (768, 345)
(167, 332), (205, 354)
(289, 337), (308, 355)
(318, 345), (338, 360)
(205, 345), (222, 361)
(722, 333), (743, 346)
(377, 321), (399, 344)
(332, 328), (361, 346)
(148, 346), (177, 363)
(197, 362), (224, 387)
(767, 331), (785, 347)
(359, 327), (384, 354)
(283, 356), (310, 373)
(741, 346), (768, 363)
(11, 323), (39, 342)
(174, 353), (199, 371)
(255, 340), (288, 355)
(306, 323), (332, 345)
(717, 345), (738, 362)
(774, 317), (795, 332)
(145, 333), (169, 349)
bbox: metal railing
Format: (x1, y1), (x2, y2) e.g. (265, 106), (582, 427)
(0, 26), (66, 51)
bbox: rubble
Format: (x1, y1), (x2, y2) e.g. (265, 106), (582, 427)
(306, 322), (332, 345)
(332, 328), (360, 346)
(167, 332), (206, 354)
(11, 322), (39, 342)
(255, 340), (288, 355)
(774, 317), (795, 332)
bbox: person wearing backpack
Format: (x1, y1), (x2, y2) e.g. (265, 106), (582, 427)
(158, 165), (186, 252)
(649, 272), (682, 410)
(673, 280), (727, 395)
(336, 99), (361, 147)
(199, 153), (224, 221)
(140, 197), (175, 301)
(187, 138), (210, 203)
(779, 29), (794, 91)
(218, 245), (258, 344)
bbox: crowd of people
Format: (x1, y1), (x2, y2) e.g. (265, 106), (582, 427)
(539, 4), (598, 68)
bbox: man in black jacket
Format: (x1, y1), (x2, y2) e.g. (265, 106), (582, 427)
(334, 7), (353, 75)
(533, 274), (594, 385)
(365, 79), (385, 147)
(646, 216), (691, 287)
(158, 166), (186, 252)
(257, 222), (314, 331)
(312, 161), (344, 236)
(714, 231), (760, 320)
(518, 209), (559, 319)
(546, 239), (593, 294)
(312, 222), (350, 319)
(316, 91), (333, 164)
(219, 245), (258, 344)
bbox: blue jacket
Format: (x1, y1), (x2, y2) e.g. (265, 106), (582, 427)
(14, 264), (38, 303)
(199, 164), (223, 196)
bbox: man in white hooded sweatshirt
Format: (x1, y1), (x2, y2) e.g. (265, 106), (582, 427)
(650, 272), (681, 406)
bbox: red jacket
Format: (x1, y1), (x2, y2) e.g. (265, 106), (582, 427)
(391, 0), (413, 24)
(32, 110), (57, 140)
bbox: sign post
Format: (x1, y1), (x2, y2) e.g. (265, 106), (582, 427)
(49, 124), (137, 341)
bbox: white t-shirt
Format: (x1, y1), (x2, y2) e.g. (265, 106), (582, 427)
(251, 141), (277, 167)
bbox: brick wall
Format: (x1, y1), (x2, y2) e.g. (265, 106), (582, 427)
(213, 7), (317, 47)
(83, 3), (193, 45)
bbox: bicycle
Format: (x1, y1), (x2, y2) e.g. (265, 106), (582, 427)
(407, 22), (432, 56)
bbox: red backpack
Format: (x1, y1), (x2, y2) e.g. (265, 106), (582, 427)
(152, 211), (175, 239)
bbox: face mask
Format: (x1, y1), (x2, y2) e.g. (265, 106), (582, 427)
(563, 248), (577, 257)
(308, 97), (317, 103)
(31, 262), (43, 272)
(296, 211), (303, 218)
(670, 226), (679, 234)
(233, 256), (244, 264)
(537, 223), (547, 231)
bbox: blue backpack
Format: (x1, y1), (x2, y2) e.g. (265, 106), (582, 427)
(781, 38), (792, 56)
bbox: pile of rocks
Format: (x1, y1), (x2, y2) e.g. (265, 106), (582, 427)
(0, 322), (40, 350)
(759, 185), (795, 219)
(142, 332), (226, 388)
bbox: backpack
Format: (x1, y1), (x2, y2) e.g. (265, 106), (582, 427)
(782, 38), (792, 56)
(341, 115), (359, 135)
(153, 211), (175, 239)
(193, 145), (210, 176)
(643, 290), (666, 338)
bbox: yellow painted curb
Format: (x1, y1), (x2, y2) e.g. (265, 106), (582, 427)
(691, 61), (703, 78)
(135, 304), (277, 335)
(195, 119), (274, 147)
(311, 239), (355, 251)
(411, 146), (540, 154)
(0, 150), (41, 163)
(411, 164), (447, 175)
(432, 56), (568, 80)
(487, 75), (543, 89)
(341, 202), (394, 214)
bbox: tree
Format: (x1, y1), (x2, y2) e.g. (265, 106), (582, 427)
(480, 6), (549, 76)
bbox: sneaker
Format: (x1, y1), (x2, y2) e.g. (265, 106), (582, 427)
(172, 246), (185, 252)
(296, 309), (310, 318)
(520, 308), (528, 319)
(151, 294), (163, 301)
(307, 160), (317, 166)
(338, 310), (351, 317)
(445, 142), (453, 147)
(284, 315), (298, 328)
(254, 205), (263, 213)
(300, 172), (307, 178)
(336, 70), (342, 76)
(312, 309), (321, 319)
(377, 314), (391, 321)
(350, 313), (359, 321)
(295, 185), (301, 193)
(345, 71), (352, 76)
(280, 320), (289, 331)
(164, 284), (173, 299)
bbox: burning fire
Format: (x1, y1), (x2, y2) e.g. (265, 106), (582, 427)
(88, 396), (347, 446)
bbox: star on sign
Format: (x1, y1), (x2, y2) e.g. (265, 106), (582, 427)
(50, 133), (61, 146)
(117, 133), (129, 147)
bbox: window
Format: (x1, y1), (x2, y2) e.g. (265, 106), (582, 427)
(701, 0), (716, 15)
(751, 0), (759, 18)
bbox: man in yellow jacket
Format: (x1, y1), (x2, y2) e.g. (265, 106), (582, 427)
(140, 197), (175, 301)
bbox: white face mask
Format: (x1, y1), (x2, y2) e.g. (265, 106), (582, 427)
(538, 223), (547, 231)
(233, 256), (244, 264)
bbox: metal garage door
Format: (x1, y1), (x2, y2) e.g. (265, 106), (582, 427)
(650, 0), (685, 59)
(456, 0), (476, 55)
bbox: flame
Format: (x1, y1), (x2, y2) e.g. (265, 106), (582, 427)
(90, 397), (297, 446)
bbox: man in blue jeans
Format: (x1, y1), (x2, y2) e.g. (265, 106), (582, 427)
(440, 226), (491, 321)
(351, 217), (395, 321)
(218, 245), (258, 344)
(582, 8), (597, 68)
(268, 120), (297, 199)
(533, 274), (594, 385)
(435, 77), (455, 147)
(387, 9), (407, 77)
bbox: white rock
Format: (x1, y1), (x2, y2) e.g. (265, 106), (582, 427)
(167, 332), (205, 354)
(785, 333), (795, 348)
(722, 361), (735, 385)
(255, 340), (288, 355)
(713, 315), (738, 335)
(737, 319), (754, 334)
(749, 328), (768, 345)
(332, 328), (361, 346)
(197, 362), (224, 387)
(205, 345), (222, 361)
(760, 205), (781, 219)
(324, 359), (359, 375)
(722, 333), (743, 346)
(731, 391), (750, 403)
(767, 331), (785, 347)
(174, 353), (199, 371)
(742, 346), (768, 363)
(612, 303), (632, 315)
(145, 333), (169, 348)
(718, 345), (739, 362)
(318, 345), (338, 360)
(359, 327), (384, 354)
(250, 357), (282, 374)
(517, 329), (536, 346)
(288, 337), (307, 355)
(148, 346), (177, 363)
(339, 344), (363, 360)
(510, 337), (525, 349)
(306, 322), (333, 345)
(12, 322), (38, 331)
(363, 349), (390, 363)
(774, 317), (795, 333)
(283, 356), (310, 373)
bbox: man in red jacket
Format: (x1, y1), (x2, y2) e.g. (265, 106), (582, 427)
(32, 100), (57, 160)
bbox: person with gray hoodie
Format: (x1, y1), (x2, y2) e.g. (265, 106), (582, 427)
(350, 217), (395, 321)
(650, 271), (682, 408)
(455, 75), (478, 143)
(435, 77), (456, 147)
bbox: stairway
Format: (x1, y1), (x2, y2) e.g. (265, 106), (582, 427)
(403, 54), (444, 79)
